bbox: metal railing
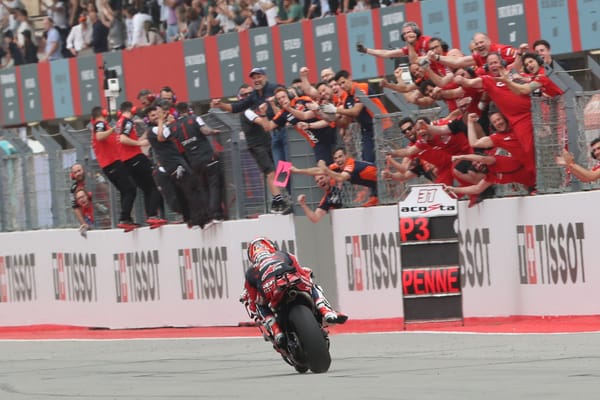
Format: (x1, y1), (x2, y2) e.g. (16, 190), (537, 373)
(1, 90), (600, 232)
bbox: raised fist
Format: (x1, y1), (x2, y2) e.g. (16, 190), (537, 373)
(356, 42), (367, 54)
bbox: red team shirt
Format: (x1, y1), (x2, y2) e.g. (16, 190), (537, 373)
(398, 35), (433, 57)
(472, 43), (517, 67)
(116, 115), (143, 161)
(91, 120), (120, 168)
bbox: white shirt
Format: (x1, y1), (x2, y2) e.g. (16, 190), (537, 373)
(131, 12), (152, 47)
(65, 22), (92, 52)
(16, 20), (36, 47)
(47, 1), (68, 29)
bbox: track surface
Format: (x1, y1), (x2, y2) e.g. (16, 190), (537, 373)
(1, 315), (599, 339)
(1, 317), (599, 400)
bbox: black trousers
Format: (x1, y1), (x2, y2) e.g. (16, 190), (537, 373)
(191, 156), (225, 220)
(124, 153), (164, 218)
(102, 161), (137, 222)
(172, 165), (210, 226)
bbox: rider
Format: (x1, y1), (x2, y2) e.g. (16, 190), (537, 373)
(241, 237), (347, 346)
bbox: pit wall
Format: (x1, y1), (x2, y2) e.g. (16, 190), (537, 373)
(0, 191), (596, 329)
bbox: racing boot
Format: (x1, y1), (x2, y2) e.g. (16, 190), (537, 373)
(264, 316), (285, 347)
(313, 285), (348, 325)
(317, 300), (348, 325)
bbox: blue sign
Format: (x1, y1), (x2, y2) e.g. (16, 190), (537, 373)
(455, 0), (487, 54)
(578, 0), (600, 51)
(218, 32), (244, 97)
(20, 64), (42, 122)
(420, 0), (453, 44)
(50, 59), (74, 119)
(183, 38), (210, 102)
(537, 0), (572, 54)
(312, 16), (342, 77)
(346, 11), (378, 80)
(496, 0), (528, 46)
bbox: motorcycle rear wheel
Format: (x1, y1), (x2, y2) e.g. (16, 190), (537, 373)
(288, 305), (331, 373)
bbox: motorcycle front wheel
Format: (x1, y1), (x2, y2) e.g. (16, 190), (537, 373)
(288, 304), (331, 373)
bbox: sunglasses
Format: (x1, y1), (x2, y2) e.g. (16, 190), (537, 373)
(402, 126), (414, 134)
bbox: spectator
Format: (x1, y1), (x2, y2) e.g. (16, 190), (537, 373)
(334, 69), (388, 163)
(164, 0), (184, 42)
(70, 163), (94, 231)
(434, 32), (518, 70)
(116, 100), (166, 224)
(42, 16), (64, 61)
(123, 4), (135, 47)
(296, 174), (342, 223)
(106, 9), (127, 51)
(357, 21), (432, 59)
(3, 30), (23, 66)
(307, 0), (337, 19)
(532, 39), (561, 73)
(90, 106), (139, 228)
(173, 5), (187, 41)
(44, 0), (68, 32)
(234, 0), (254, 32)
(276, 0), (303, 24)
(2, 0), (22, 33)
(74, 188), (95, 236)
(129, 5), (153, 48)
(253, 0), (278, 27)
(556, 138), (600, 183)
(291, 147), (379, 207)
(210, 72), (293, 215)
(14, 8), (35, 50)
(65, 14), (93, 56)
(214, 0), (236, 33)
(142, 19), (164, 45)
(89, 7), (110, 53)
(44, 0), (69, 57)
(171, 101), (226, 225)
(68, 0), (83, 27)
(21, 29), (38, 64)
(0, 41), (9, 68)
(185, 4), (203, 39)
(146, 103), (209, 228)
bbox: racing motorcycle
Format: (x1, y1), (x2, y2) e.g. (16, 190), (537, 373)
(242, 271), (332, 374)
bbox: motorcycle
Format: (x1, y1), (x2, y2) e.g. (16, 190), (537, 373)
(242, 271), (332, 374)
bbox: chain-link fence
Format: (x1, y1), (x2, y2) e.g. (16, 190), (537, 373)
(574, 91), (600, 191)
(532, 95), (570, 194)
(1, 91), (599, 232)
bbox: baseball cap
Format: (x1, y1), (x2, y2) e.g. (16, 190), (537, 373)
(248, 67), (266, 77)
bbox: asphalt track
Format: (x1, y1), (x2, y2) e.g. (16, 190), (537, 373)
(1, 329), (600, 400)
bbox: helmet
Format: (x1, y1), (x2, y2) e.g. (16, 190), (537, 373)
(247, 237), (278, 263)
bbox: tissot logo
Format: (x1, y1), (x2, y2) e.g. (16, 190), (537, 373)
(113, 250), (160, 302)
(178, 247), (229, 300)
(458, 228), (491, 287)
(0, 254), (36, 302)
(240, 239), (295, 273)
(344, 233), (400, 291)
(516, 223), (585, 285)
(51, 252), (98, 302)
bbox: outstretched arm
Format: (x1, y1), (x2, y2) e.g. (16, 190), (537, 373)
(557, 150), (600, 183)
(297, 194), (327, 223)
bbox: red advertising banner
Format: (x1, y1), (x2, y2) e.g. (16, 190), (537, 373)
(122, 42), (189, 103)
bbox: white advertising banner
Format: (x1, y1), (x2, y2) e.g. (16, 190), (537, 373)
(1, 190), (599, 328)
(330, 206), (404, 319)
(459, 192), (596, 316)
(0, 214), (296, 329)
